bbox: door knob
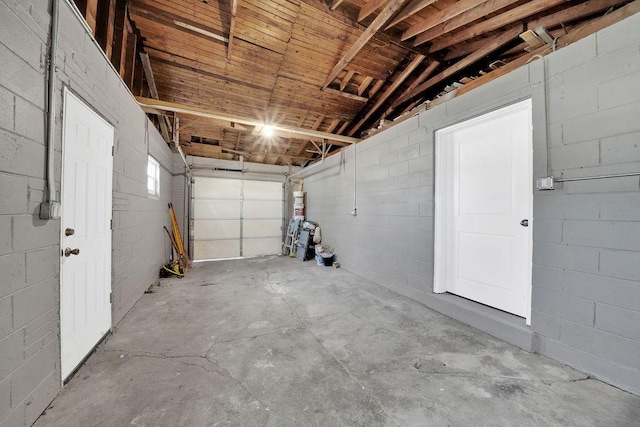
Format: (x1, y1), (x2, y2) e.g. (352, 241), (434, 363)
(64, 248), (80, 257)
(65, 228), (75, 236)
(520, 219), (529, 227)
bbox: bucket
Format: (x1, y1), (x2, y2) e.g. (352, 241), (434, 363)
(321, 254), (334, 267)
(294, 203), (304, 219)
(293, 191), (304, 205)
(316, 255), (324, 266)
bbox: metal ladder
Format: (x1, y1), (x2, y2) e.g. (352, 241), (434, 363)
(283, 218), (301, 256)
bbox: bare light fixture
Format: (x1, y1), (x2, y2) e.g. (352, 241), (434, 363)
(262, 125), (275, 138)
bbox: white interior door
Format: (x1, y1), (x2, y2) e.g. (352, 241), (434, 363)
(61, 90), (114, 380)
(193, 177), (283, 260)
(434, 100), (533, 321)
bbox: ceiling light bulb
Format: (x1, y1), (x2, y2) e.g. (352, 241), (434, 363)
(262, 125), (274, 137)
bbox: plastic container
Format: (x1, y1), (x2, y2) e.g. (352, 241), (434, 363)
(294, 203), (304, 220)
(316, 255), (324, 266)
(293, 191), (304, 204)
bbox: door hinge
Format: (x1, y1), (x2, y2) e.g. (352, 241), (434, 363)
(110, 219), (113, 230)
(110, 293), (113, 304)
(111, 145), (115, 156)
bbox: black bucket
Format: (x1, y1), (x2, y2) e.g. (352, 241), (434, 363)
(322, 254), (334, 267)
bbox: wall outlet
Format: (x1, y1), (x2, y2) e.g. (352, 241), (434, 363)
(536, 176), (554, 191)
(39, 201), (61, 220)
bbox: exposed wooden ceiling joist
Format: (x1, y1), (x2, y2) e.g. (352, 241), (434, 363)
(139, 52), (172, 142)
(322, 0), (408, 89)
(136, 96), (361, 144)
(358, 0), (391, 22)
(402, 0), (488, 41)
(385, 0), (439, 30)
(227, 0), (238, 59)
(392, 24), (523, 108)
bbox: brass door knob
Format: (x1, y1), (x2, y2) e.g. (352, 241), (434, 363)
(64, 248), (80, 257)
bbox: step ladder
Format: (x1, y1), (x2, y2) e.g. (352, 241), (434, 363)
(283, 218), (302, 256)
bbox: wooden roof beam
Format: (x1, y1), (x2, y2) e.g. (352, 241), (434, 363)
(394, 59), (439, 100)
(357, 76), (374, 96)
(227, 0), (238, 59)
(330, 0), (346, 11)
(527, 0), (631, 31)
(136, 96), (361, 144)
(358, 0), (391, 22)
(385, 0), (438, 30)
(322, 0), (408, 89)
(413, 0), (522, 47)
(429, 0), (569, 52)
(392, 25), (522, 108)
(139, 52), (172, 142)
(348, 54), (425, 136)
(402, 0), (488, 41)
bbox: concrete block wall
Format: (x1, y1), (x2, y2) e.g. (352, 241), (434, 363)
(304, 12), (640, 395)
(0, 0), (174, 425)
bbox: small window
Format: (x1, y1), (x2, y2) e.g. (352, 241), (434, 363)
(147, 155), (160, 198)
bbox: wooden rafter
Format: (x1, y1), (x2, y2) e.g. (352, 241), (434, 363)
(348, 54), (425, 136)
(402, 0), (488, 40)
(395, 59), (440, 101)
(227, 0), (238, 59)
(385, 0), (438, 29)
(413, 0), (522, 47)
(357, 76), (374, 96)
(322, 0), (408, 89)
(368, 79), (385, 97)
(139, 52), (172, 142)
(340, 70), (356, 91)
(136, 97), (360, 144)
(330, 0), (346, 11)
(392, 25), (523, 108)
(324, 87), (369, 102)
(358, 0), (391, 22)
(527, 0), (631, 30)
(429, 0), (568, 52)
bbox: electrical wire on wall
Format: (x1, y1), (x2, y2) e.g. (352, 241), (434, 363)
(351, 143), (357, 216)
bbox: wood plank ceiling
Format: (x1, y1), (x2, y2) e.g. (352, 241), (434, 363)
(77, 0), (635, 165)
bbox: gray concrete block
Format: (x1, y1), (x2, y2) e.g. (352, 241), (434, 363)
(563, 174), (639, 194)
(598, 192), (640, 221)
(388, 162), (408, 178)
(0, 43), (45, 109)
(595, 303), (640, 341)
(547, 85), (598, 122)
(9, 340), (56, 413)
(560, 319), (640, 369)
(0, 403), (25, 427)
(24, 370), (59, 425)
(0, 173), (28, 215)
(0, 130), (46, 179)
(599, 249), (640, 281)
(549, 140), (599, 170)
(12, 277), (55, 330)
(0, 376), (9, 424)
(409, 155), (432, 174)
(479, 66), (531, 103)
(11, 215), (58, 252)
(533, 193), (600, 220)
(0, 297), (11, 340)
(561, 100), (640, 145)
(0, 332), (24, 379)
(0, 252), (25, 298)
(600, 131), (640, 165)
(532, 287), (595, 326)
(546, 36), (597, 77)
(563, 270), (640, 311)
(532, 219), (563, 244)
(532, 264), (563, 293)
(392, 115), (419, 137)
(380, 151), (398, 167)
(14, 97), (45, 144)
(563, 219), (640, 251)
(0, 85), (14, 132)
(531, 309), (560, 340)
(598, 71), (640, 111)
(396, 144), (419, 163)
(533, 242), (599, 273)
(596, 10), (640, 54)
(0, 5), (45, 72)
(25, 247), (58, 285)
(0, 217), (11, 256)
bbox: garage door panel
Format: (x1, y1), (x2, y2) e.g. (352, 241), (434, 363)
(243, 219), (282, 238)
(243, 180), (282, 200)
(194, 200), (241, 219)
(243, 238), (282, 257)
(194, 219), (240, 239)
(194, 178), (242, 199)
(195, 240), (240, 259)
(243, 200), (282, 219)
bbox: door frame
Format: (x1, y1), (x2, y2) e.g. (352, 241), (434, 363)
(433, 99), (533, 324)
(59, 87), (114, 381)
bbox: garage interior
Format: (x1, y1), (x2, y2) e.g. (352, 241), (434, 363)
(1, 0), (640, 425)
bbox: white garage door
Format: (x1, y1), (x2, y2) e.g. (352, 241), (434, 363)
(193, 177), (283, 260)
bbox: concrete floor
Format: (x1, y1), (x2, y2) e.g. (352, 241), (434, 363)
(36, 256), (639, 426)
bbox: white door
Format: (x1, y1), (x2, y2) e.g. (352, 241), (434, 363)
(434, 100), (533, 321)
(60, 90), (114, 380)
(193, 177), (283, 260)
